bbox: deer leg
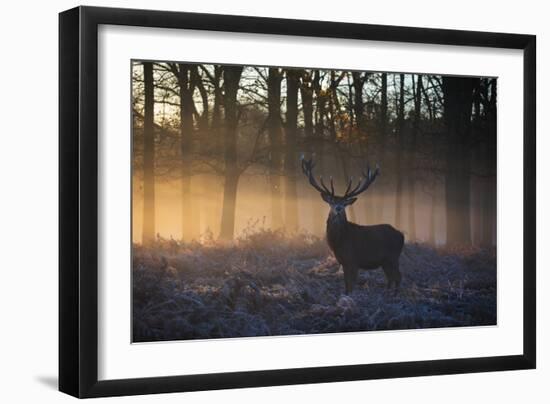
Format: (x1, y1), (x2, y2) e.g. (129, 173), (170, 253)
(390, 258), (402, 289)
(394, 269), (402, 289)
(382, 262), (401, 289)
(343, 266), (358, 294)
(388, 261), (402, 290)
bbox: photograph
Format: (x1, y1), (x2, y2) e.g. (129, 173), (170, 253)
(131, 60), (497, 343)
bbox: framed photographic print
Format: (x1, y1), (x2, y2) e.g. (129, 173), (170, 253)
(59, 6), (536, 398)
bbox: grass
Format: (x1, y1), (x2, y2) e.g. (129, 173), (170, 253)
(132, 229), (496, 342)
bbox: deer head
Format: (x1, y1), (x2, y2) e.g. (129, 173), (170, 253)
(301, 157), (380, 222)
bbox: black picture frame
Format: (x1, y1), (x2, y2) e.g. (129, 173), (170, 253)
(59, 5), (536, 398)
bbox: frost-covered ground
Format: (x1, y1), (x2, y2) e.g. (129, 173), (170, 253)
(132, 230), (496, 342)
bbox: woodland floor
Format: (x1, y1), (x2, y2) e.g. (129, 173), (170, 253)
(132, 230), (497, 342)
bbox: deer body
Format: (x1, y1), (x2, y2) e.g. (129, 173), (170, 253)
(302, 157), (404, 294)
(327, 215), (404, 293)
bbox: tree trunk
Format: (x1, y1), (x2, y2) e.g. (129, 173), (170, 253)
(204, 66), (222, 238)
(178, 64), (198, 241)
(352, 72), (365, 132)
(380, 73), (388, 135)
(300, 71), (314, 138)
(219, 174), (239, 240)
(375, 73), (388, 222)
(311, 69), (325, 235)
(267, 68), (284, 229)
(284, 70), (299, 232)
(347, 73), (355, 137)
(408, 74), (421, 241)
(313, 70), (325, 138)
(219, 66), (243, 240)
(191, 66), (209, 135)
(191, 67), (209, 242)
(394, 74), (405, 229)
(301, 70), (322, 235)
(328, 71), (337, 139)
(142, 62), (156, 245)
(420, 78), (433, 122)
(352, 72), (373, 224)
(428, 188), (437, 245)
(442, 76), (478, 246)
(481, 78), (497, 246)
(211, 66), (223, 153)
(473, 80), (481, 125)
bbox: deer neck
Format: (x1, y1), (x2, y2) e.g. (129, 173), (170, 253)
(326, 211), (348, 251)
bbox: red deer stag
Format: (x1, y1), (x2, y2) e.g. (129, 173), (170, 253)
(301, 157), (404, 294)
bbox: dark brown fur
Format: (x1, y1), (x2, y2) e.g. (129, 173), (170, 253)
(326, 209), (404, 293)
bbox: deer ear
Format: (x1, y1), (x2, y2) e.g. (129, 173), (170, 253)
(344, 197), (357, 206)
(321, 193), (332, 204)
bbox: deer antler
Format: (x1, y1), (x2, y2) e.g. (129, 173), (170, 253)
(301, 157), (335, 197)
(342, 163), (380, 199)
(301, 156), (379, 200)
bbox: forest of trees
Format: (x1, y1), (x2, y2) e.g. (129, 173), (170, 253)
(132, 61), (497, 247)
